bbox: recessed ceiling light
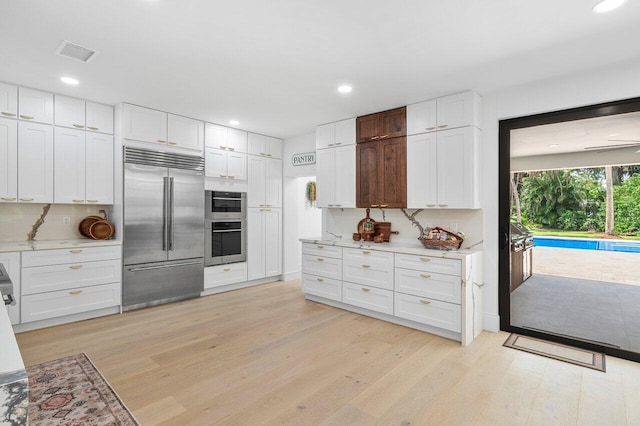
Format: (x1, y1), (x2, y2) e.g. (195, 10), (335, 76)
(338, 85), (352, 94)
(229, 120), (239, 126)
(592, 0), (626, 13)
(609, 133), (620, 137)
(60, 76), (79, 85)
(548, 144), (559, 148)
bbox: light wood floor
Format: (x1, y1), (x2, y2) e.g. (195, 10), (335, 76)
(15, 280), (640, 425)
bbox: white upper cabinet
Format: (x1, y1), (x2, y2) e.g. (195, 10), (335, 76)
(168, 114), (204, 152)
(407, 91), (481, 135)
(54, 127), (86, 204)
(85, 132), (114, 204)
(316, 118), (356, 149)
(0, 118), (17, 202)
(0, 82), (18, 118)
(55, 95), (86, 129)
(85, 102), (114, 134)
(18, 121), (54, 203)
(407, 127), (480, 209)
(205, 123), (248, 152)
(316, 144), (355, 208)
(123, 103), (167, 145)
(248, 133), (282, 159)
(247, 155), (281, 207)
(205, 148), (247, 181)
(18, 87), (54, 124)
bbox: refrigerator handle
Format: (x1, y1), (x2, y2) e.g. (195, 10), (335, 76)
(162, 176), (168, 251)
(169, 177), (175, 251)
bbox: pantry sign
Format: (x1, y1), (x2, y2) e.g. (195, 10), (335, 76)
(292, 152), (316, 166)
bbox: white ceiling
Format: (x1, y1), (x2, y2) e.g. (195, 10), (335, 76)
(511, 111), (640, 158)
(1, 0), (640, 139)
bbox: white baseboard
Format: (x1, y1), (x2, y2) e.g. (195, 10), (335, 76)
(483, 313), (500, 332)
(201, 276), (282, 297)
(13, 306), (121, 333)
(282, 271), (301, 281)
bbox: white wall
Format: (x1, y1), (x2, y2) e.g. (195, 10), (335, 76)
(481, 57), (640, 331)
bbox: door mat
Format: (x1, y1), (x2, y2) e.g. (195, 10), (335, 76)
(503, 333), (606, 372)
(27, 353), (139, 425)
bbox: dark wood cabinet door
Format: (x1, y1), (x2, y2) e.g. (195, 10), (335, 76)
(356, 141), (380, 207)
(380, 107), (406, 139)
(378, 137), (406, 208)
(356, 113), (379, 143)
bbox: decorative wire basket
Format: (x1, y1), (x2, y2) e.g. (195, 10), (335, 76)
(419, 228), (463, 251)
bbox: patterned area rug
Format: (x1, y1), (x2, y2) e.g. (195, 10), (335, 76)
(27, 353), (139, 425)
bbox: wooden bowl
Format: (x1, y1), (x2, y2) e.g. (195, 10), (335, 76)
(88, 220), (114, 240)
(78, 215), (104, 238)
(352, 233), (362, 241)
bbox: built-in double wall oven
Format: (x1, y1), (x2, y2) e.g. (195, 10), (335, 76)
(204, 191), (246, 266)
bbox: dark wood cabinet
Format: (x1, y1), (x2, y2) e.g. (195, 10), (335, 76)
(356, 107), (406, 143)
(356, 137), (406, 208)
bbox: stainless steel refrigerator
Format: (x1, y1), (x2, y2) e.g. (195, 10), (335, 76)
(123, 147), (204, 311)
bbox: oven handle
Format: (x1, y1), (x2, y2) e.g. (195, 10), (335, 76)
(128, 261), (202, 272)
(212, 197), (243, 201)
(211, 229), (244, 233)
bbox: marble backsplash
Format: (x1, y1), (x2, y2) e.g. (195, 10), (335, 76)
(0, 204), (108, 242)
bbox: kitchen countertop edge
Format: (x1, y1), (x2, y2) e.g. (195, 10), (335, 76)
(0, 239), (123, 253)
(299, 238), (481, 259)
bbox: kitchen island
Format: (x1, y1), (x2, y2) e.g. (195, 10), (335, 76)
(0, 301), (27, 425)
(300, 238), (484, 346)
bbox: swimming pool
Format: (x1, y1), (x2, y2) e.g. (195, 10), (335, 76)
(534, 236), (640, 253)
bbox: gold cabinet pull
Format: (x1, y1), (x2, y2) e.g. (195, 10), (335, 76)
(72, 123), (85, 128)
(219, 174), (227, 178)
(69, 290), (83, 295)
(328, 143), (335, 147)
(1, 112), (16, 117)
(316, 245), (324, 249)
(420, 257), (431, 262)
(168, 141), (177, 145)
(267, 153), (272, 157)
(334, 142), (342, 146)
(380, 134), (389, 138)
(317, 258), (324, 262)
(72, 199), (84, 203)
(19, 115), (34, 120)
(420, 273), (431, 278)
(227, 147), (235, 151)
(223, 268), (231, 272)
(69, 249), (83, 254)
(362, 251), (370, 254)
(370, 204), (379, 208)
(362, 264), (370, 268)
(227, 175), (235, 179)
(420, 299), (431, 305)
(87, 199), (98, 203)
(87, 126), (99, 131)
(362, 287), (371, 292)
(1, 197), (16, 201)
(69, 265), (83, 270)
(426, 126), (436, 131)
(437, 124), (448, 129)
(219, 145), (227, 150)
(426, 204), (436, 207)
(370, 136), (379, 140)
(157, 139), (166, 143)
(260, 152), (267, 156)
(438, 204), (448, 207)
(380, 204), (389, 208)
(317, 278), (324, 282)
(19, 197), (34, 201)
(264, 209), (271, 212)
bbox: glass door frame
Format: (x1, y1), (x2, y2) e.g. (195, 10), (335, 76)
(498, 95), (640, 363)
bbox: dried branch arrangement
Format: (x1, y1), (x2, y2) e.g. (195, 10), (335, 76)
(400, 208), (427, 236)
(27, 204), (52, 241)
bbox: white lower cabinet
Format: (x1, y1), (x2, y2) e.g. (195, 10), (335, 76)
(21, 283), (121, 323)
(204, 262), (248, 290)
(0, 252), (21, 325)
(247, 208), (282, 280)
(19, 245), (121, 327)
(394, 293), (461, 333)
(300, 242), (483, 346)
(342, 281), (394, 315)
(302, 274), (342, 302)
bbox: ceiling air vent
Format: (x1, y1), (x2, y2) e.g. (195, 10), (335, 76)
(55, 40), (98, 63)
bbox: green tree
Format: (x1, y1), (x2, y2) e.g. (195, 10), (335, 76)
(613, 174), (640, 234)
(520, 170), (586, 228)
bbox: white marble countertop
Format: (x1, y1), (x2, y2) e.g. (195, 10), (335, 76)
(0, 304), (24, 380)
(299, 237), (481, 259)
(0, 238), (122, 253)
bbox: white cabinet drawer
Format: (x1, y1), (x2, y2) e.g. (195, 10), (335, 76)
(302, 243), (342, 259)
(22, 245), (121, 267)
(22, 259), (121, 295)
(205, 262), (247, 289)
(21, 282), (120, 323)
(302, 254), (342, 280)
(395, 268), (461, 304)
(342, 281), (393, 315)
(302, 273), (341, 302)
(343, 248), (393, 290)
(395, 293), (461, 333)
(394, 253), (460, 276)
